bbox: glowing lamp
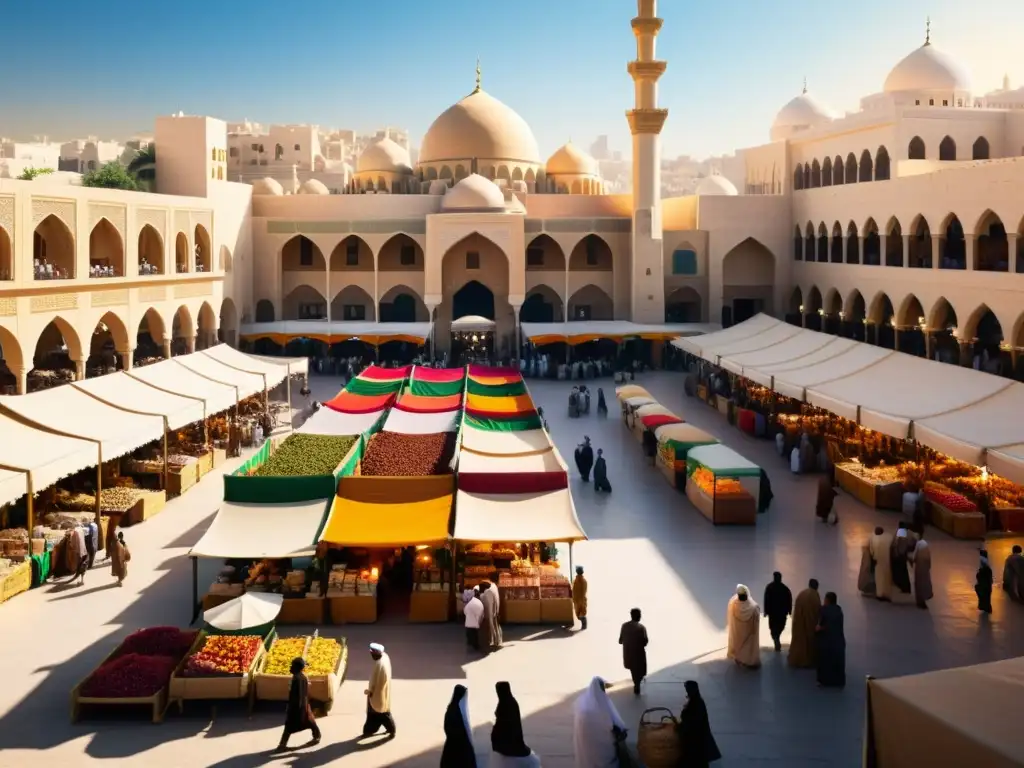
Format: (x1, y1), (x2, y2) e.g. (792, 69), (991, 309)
(799, 304), (805, 313)
(370, 567), (379, 579)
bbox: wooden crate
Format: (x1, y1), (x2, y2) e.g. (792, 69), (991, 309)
(277, 597), (324, 625)
(998, 506), (1024, 533)
(835, 466), (877, 508)
(504, 599), (541, 624)
(539, 598), (574, 625)
(167, 632), (266, 712)
(0, 561), (32, 603)
(124, 491), (167, 526)
(409, 590), (449, 623)
(167, 464), (199, 496)
(254, 638), (348, 713)
(71, 686), (168, 725)
(655, 453), (678, 488)
(926, 500), (986, 540)
(196, 452), (214, 478)
(328, 595), (377, 624)
(211, 447), (228, 469)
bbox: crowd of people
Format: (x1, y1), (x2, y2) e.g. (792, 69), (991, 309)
(860, 525), (933, 609)
(59, 520), (130, 588)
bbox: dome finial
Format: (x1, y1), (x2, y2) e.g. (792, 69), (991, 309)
(925, 16), (931, 45)
(802, 76), (807, 94)
(474, 58), (482, 93)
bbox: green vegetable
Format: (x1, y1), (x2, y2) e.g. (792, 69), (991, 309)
(253, 434), (357, 477)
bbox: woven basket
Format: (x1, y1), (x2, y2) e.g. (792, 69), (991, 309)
(636, 707), (681, 767)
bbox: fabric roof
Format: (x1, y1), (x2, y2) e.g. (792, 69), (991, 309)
(865, 657), (1024, 768)
(453, 488), (587, 543)
(174, 353), (266, 400)
(718, 328), (842, 377)
(0, 388), (163, 460)
(808, 354), (1011, 438)
(767, 344), (892, 401)
(323, 391), (396, 414)
(989, 444), (1024, 487)
(623, 396), (657, 408)
(913, 383), (1024, 469)
(297, 407), (382, 436)
(522, 321), (716, 345)
(200, 344), (289, 388)
(641, 414), (683, 430)
(702, 322), (804, 363)
(672, 313), (781, 356)
(384, 407), (459, 434)
(740, 337), (860, 388)
(458, 447), (564, 474)
(0, 411), (99, 503)
(189, 499), (329, 558)
(465, 393), (534, 414)
(468, 364), (521, 378)
(687, 444), (760, 476)
(250, 353), (309, 378)
(411, 366), (466, 383)
(396, 393), (463, 412)
(239, 321), (431, 345)
(346, 376), (405, 396)
(321, 476), (453, 546)
(359, 364), (412, 381)
(635, 403), (677, 418)
(655, 423), (718, 447)
(128, 358), (237, 414)
(615, 385), (650, 400)
(461, 426), (552, 456)
(73, 372), (205, 430)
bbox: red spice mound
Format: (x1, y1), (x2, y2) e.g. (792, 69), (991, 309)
(115, 626), (197, 659)
(81, 653), (178, 698)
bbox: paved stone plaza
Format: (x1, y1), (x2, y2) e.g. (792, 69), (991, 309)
(0, 371), (1022, 767)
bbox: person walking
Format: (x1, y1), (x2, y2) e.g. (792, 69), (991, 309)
(574, 437), (594, 482)
(726, 585), (761, 669)
(815, 467), (838, 524)
(592, 449), (612, 493)
(675, 680), (721, 767)
(572, 566), (588, 630)
(762, 572), (793, 653)
(910, 533), (933, 610)
(362, 643), (395, 738)
(110, 531), (130, 587)
(441, 685), (476, 767)
(480, 581), (503, 650)
(788, 579), (821, 668)
(596, 387), (608, 417)
(465, 586), (484, 650)
(815, 592), (846, 688)
(1003, 545), (1024, 602)
(491, 682), (541, 766)
(618, 608), (649, 695)
(573, 676), (628, 768)
(976, 549), (993, 614)
(275, 658), (321, 751)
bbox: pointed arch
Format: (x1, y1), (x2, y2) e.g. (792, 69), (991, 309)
(31, 317), (83, 372)
(92, 310), (130, 354)
(940, 214), (965, 269)
(824, 288), (842, 316)
(975, 210), (1008, 271)
(844, 289), (866, 322)
(220, 245), (233, 273)
(527, 234), (567, 271)
(830, 222), (843, 263)
(972, 136), (990, 160)
(567, 284), (613, 321)
(197, 301), (217, 348)
(282, 234), (326, 271)
(816, 223), (829, 262)
(858, 149), (874, 182)
(521, 284), (565, 323)
(512, 167), (524, 182)
(789, 287), (803, 315)
(805, 285), (823, 313)
(908, 136), (926, 160)
(0, 324), (25, 373)
(172, 305), (196, 343)
(908, 215), (932, 268)
(330, 235), (373, 271)
(283, 285), (327, 321)
(34, 213), (75, 279)
(963, 303), (1004, 345)
(875, 146), (891, 180)
(833, 155), (845, 185)
(175, 232), (189, 273)
(862, 218), (880, 265)
(219, 297), (238, 345)
(0, 225), (11, 280)
(802, 163), (810, 189)
(255, 299), (275, 323)
(885, 217), (904, 266)
(379, 284), (428, 322)
(665, 286), (702, 323)
(897, 294), (926, 328)
(377, 233), (424, 271)
(442, 231), (511, 319)
(939, 136), (957, 161)
(793, 166), (804, 191)
(810, 159), (821, 188)
(805, 222), (815, 258)
(821, 157), (833, 187)
(332, 285), (376, 322)
(569, 234), (613, 271)
(868, 292), (895, 326)
(89, 217), (124, 277)
(928, 297), (958, 332)
(846, 221), (860, 264)
(137, 307), (166, 351)
(845, 153), (857, 183)
(194, 224), (211, 272)
(793, 225), (803, 261)
(138, 224), (164, 274)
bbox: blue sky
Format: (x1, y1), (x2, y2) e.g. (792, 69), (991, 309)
(1, 0), (1020, 159)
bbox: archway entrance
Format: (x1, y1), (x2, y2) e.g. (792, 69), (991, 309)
(451, 282), (496, 362)
(136, 308), (166, 365)
(87, 312), (130, 377)
(521, 286), (564, 323)
(30, 318), (80, 391)
(439, 232), (511, 360)
(453, 280), (495, 321)
(665, 287), (702, 323)
(721, 238), (775, 326)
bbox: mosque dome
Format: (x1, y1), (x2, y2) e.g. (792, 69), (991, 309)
(771, 89), (834, 140)
(298, 179), (330, 195)
(441, 174), (507, 212)
(546, 141), (599, 176)
(883, 41), (971, 94)
(420, 88), (540, 166)
(357, 137), (412, 174)
(252, 177), (284, 196)
(695, 175), (738, 196)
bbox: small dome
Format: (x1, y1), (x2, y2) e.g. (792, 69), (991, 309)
(441, 173), (506, 212)
(771, 90), (834, 139)
(298, 179), (329, 195)
(546, 141), (599, 176)
(420, 89), (540, 167)
(695, 175), (738, 196)
(884, 42), (971, 94)
(252, 177), (284, 196)
(356, 137), (412, 174)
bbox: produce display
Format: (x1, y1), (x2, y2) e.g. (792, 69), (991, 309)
(252, 434), (356, 477)
(360, 431), (456, 476)
(691, 467), (748, 497)
(81, 654), (179, 698)
(183, 635), (262, 676)
(263, 636), (308, 675)
(55, 487), (147, 513)
(114, 626), (197, 659)
(834, 461), (905, 485)
(327, 566), (378, 596)
(923, 481), (978, 513)
(306, 637), (343, 675)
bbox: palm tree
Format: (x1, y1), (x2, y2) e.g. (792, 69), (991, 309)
(127, 145), (156, 188)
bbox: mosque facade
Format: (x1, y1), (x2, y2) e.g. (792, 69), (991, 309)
(1, 2), (1024, 391)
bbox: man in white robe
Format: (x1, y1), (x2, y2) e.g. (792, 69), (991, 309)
(726, 584), (761, 669)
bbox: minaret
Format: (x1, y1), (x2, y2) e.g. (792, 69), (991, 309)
(626, 0), (668, 323)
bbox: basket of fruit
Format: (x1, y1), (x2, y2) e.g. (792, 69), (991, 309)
(168, 632), (267, 707)
(253, 633), (347, 712)
(253, 635), (311, 701)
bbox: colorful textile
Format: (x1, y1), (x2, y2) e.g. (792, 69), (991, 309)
(737, 408), (757, 436)
(358, 365), (411, 381)
(30, 550), (51, 587)
(641, 413), (683, 430)
(409, 379), (465, 398)
(324, 391), (396, 414)
(345, 376), (405, 396)
(464, 408), (537, 422)
(465, 393), (534, 414)
(321, 475), (454, 546)
(411, 366), (465, 383)
(396, 393), (463, 413)
(468, 365), (521, 378)
(458, 470), (567, 494)
(463, 414), (543, 432)
(466, 379), (527, 397)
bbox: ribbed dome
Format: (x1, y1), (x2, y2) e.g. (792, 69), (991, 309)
(251, 177), (284, 196)
(420, 89), (540, 166)
(771, 91), (834, 136)
(695, 175), (738, 196)
(884, 42), (971, 93)
(546, 141), (599, 176)
(356, 137), (412, 174)
(441, 174), (507, 212)
(298, 179), (329, 195)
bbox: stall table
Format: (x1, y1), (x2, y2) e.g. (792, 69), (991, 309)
(685, 444), (760, 525)
(277, 596), (324, 624)
(540, 597), (574, 625)
(834, 463), (904, 511)
(328, 594), (377, 624)
(409, 590), (450, 622)
(925, 500), (987, 540)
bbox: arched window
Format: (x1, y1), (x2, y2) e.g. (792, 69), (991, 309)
(822, 157), (832, 187)
(908, 136), (925, 160)
(833, 155), (844, 185)
(858, 150), (873, 182)
(972, 137), (990, 160)
(939, 136), (956, 161)
(802, 163), (810, 189)
(845, 154), (857, 183)
(875, 147), (891, 180)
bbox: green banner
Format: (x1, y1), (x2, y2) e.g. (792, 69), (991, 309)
(466, 379), (526, 397)
(464, 413), (542, 432)
(410, 379), (465, 397)
(345, 377), (404, 396)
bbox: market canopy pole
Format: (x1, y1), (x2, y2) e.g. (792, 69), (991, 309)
(95, 446), (103, 526)
(191, 556), (199, 625)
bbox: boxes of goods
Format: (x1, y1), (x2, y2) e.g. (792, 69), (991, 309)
(167, 454), (200, 496)
(833, 462), (905, 510)
(0, 560), (31, 603)
(922, 482), (987, 540)
(255, 634), (347, 711)
(327, 566), (378, 623)
(499, 565), (541, 624)
(168, 632), (267, 707)
(71, 626), (198, 723)
(538, 567), (574, 624)
(410, 563), (450, 622)
(278, 571), (323, 624)
(0, 529), (29, 561)
(252, 434), (357, 478)
(360, 432), (457, 476)
(685, 460), (758, 526)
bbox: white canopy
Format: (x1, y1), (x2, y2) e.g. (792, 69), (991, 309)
(522, 321), (716, 341)
(913, 383), (1024, 468)
(672, 313), (780, 356)
(190, 499), (328, 559)
(73, 372), (205, 430)
(701, 322), (804, 364)
(741, 337), (862, 388)
(298, 407), (382, 436)
(767, 343), (892, 401)
(128, 359), (237, 415)
(458, 446), (565, 474)
(0, 388), (163, 460)
(989, 444), (1024, 487)
(460, 427), (553, 456)
(174, 354), (266, 400)
(203, 592), (283, 631)
(453, 488), (587, 543)
(0, 412), (98, 504)
(201, 344), (289, 388)
(383, 407), (459, 434)
(250, 353), (309, 378)
(239, 320), (432, 343)
(718, 328), (843, 377)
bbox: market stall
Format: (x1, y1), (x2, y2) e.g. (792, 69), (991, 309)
(685, 444), (761, 525)
(457, 445), (568, 493)
(395, 392), (463, 412)
(460, 425), (552, 456)
(383, 405), (460, 435)
(672, 312), (781, 358)
(615, 384), (651, 402)
(188, 498), (332, 624)
(200, 344), (291, 389)
(864, 657), (1023, 768)
(323, 390), (397, 414)
(253, 633), (347, 713)
(175, 353), (268, 403)
(128, 358), (238, 416)
(631, 403), (681, 440)
(409, 366), (466, 398)
(297, 406), (386, 437)
(466, 377), (527, 397)
(522, 321), (713, 347)
(655, 423), (718, 487)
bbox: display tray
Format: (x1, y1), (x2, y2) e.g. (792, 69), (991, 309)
(835, 466), (904, 510)
(167, 464), (200, 496)
(167, 631), (267, 711)
(196, 451), (214, 478)
(685, 480), (756, 526)
(0, 561), (32, 604)
(71, 686), (168, 725)
(409, 590), (450, 623)
(504, 599), (541, 624)
(277, 596), (324, 625)
(254, 639), (348, 713)
(997, 507), (1024, 533)
(539, 597), (574, 625)
(328, 595), (377, 624)
(716, 395), (730, 417)
(925, 499), (986, 540)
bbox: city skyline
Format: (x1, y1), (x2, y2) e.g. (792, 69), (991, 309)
(2, 0), (1022, 159)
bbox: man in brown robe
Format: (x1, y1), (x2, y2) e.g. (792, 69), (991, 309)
(868, 527), (895, 601)
(479, 581), (503, 650)
(110, 532), (130, 586)
(572, 565), (588, 630)
(910, 535), (933, 609)
(618, 607), (649, 695)
(788, 578), (821, 668)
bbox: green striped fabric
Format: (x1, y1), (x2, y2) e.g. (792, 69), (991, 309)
(409, 379), (465, 397)
(464, 413), (543, 432)
(345, 376), (405, 395)
(466, 379), (527, 397)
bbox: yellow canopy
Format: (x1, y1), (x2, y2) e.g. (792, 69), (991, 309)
(465, 393), (534, 413)
(320, 475), (453, 547)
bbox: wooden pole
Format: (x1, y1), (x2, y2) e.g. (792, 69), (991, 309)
(162, 426), (169, 491)
(286, 369), (293, 431)
(191, 556), (200, 625)
(95, 447), (103, 526)
(26, 473), (34, 534)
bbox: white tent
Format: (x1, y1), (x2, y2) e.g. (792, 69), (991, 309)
(453, 488), (586, 543)
(0, 412), (98, 505)
(174, 353), (266, 400)
(522, 321), (715, 341)
(672, 313), (780, 357)
(740, 337), (862, 388)
(238, 320), (432, 343)
(297, 406), (383, 436)
(190, 499), (328, 559)
(765, 343), (892, 401)
(250, 353), (309, 378)
(73, 372), (205, 430)
(128, 358), (237, 414)
(718, 328), (843, 377)
(460, 426), (553, 456)
(201, 344), (289, 388)
(700, 322), (804, 364)
(383, 407), (460, 434)
(0, 388), (164, 460)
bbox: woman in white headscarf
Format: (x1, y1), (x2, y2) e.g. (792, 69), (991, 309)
(573, 676), (627, 767)
(726, 585), (762, 669)
(441, 684), (476, 767)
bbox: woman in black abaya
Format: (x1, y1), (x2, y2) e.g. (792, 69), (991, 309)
(492, 682), (541, 766)
(441, 685), (476, 767)
(676, 680), (721, 767)
(815, 592), (847, 688)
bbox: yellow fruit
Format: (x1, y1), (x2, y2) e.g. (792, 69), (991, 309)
(264, 636), (308, 675)
(305, 638), (342, 675)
